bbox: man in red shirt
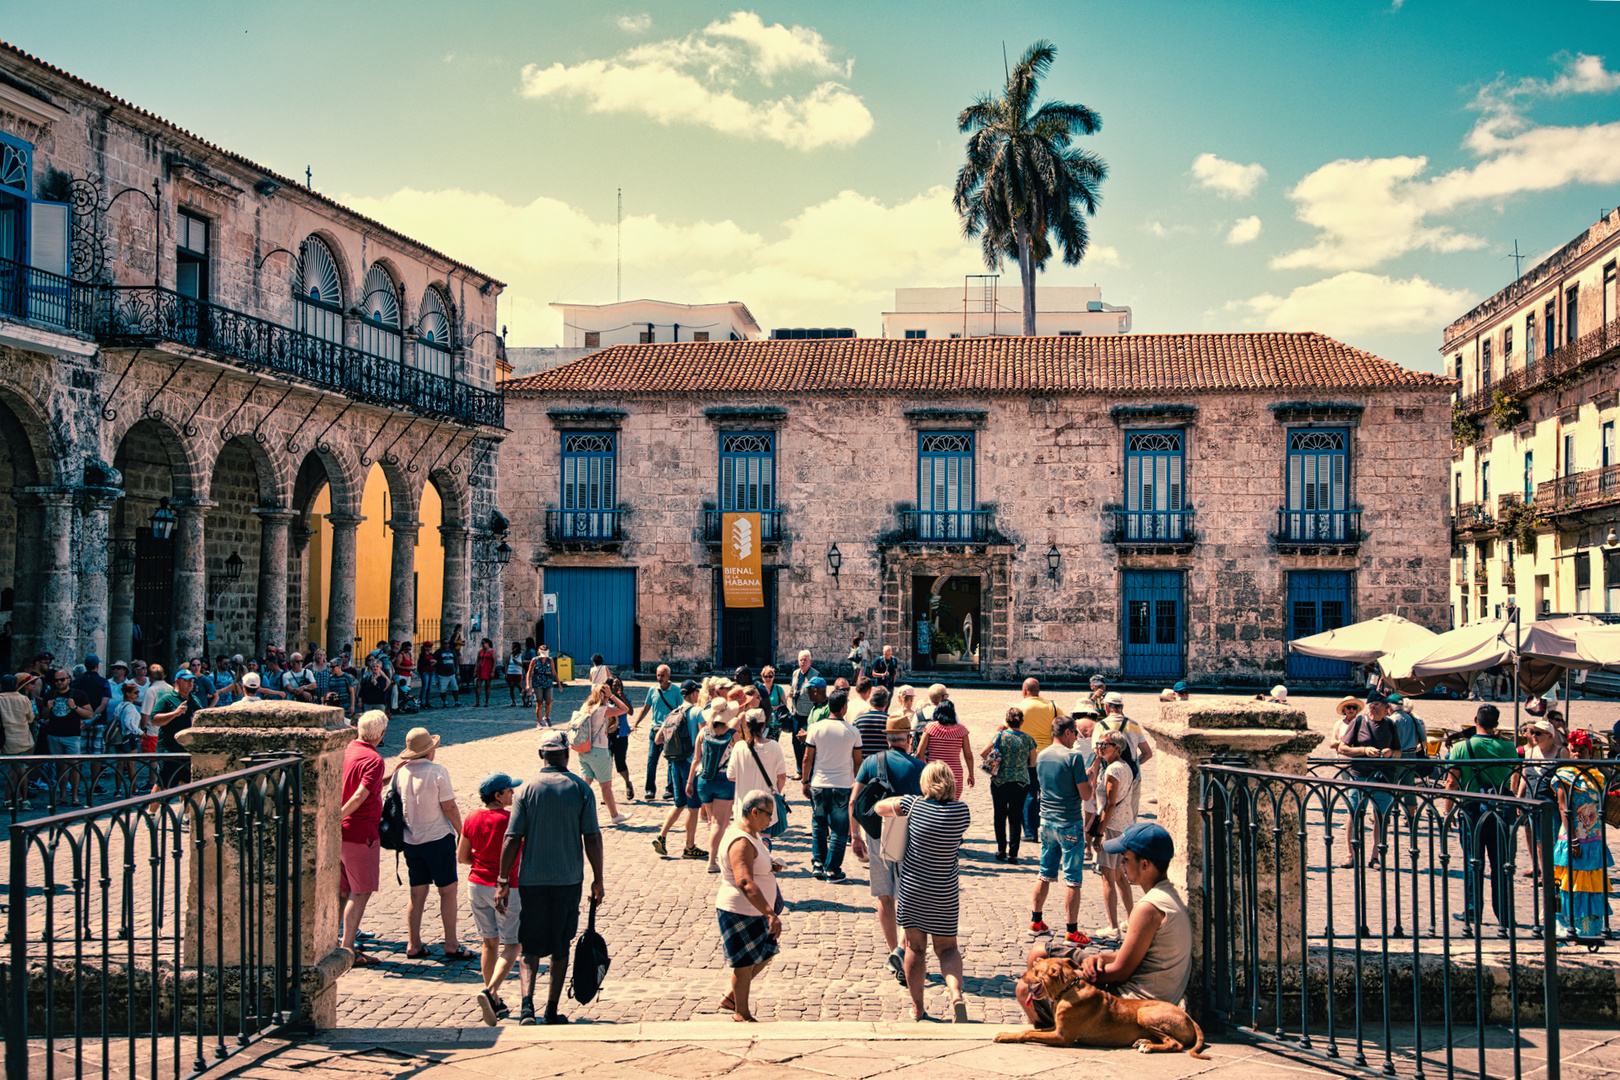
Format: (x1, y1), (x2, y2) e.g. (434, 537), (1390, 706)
(339, 710), (389, 964)
(459, 771), (522, 1025)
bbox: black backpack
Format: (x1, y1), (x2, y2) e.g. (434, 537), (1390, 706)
(663, 703), (695, 761)
(570, 898), (610, 1004)
(378, 772), (406, 851)
(853, 751), (896, 839)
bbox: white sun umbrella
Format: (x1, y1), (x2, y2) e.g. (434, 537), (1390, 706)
(1378, 620), (1516, 698)
(1287, 613), (1438, 663)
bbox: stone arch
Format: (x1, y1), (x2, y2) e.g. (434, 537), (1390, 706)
(0, 379), (59, 660)
(375, 456), (418, 524)
(427, 465), (471, 529)
(205, 438), (268, 658)
(218, 431), (292, 509)
(108, 412), (200, 501)
(296, 229), (355, 309)
(0, 379), (59, 487)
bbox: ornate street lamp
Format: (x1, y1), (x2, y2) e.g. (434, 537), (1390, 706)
(149, 497), (176, 541)
(827, 543), (842, 580)
(495, 540), (513, 566)
(1046, 544), (1061, 578)
(225, 550), (244, 581)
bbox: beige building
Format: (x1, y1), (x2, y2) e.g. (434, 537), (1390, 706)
(881, 280), (1131, 339)
(1447, 208), (1620, 624)
(501, 333), (1451, 685)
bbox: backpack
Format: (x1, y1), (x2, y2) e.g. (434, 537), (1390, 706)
(661, 703), (695, 761)
(569, 898), (610, 1004)
(378, 772), (406, 851)
(567, 707), (595, 753)
(853, 750), (897, 839)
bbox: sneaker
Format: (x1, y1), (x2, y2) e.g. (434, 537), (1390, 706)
(1091, 926), (1118, 941)
(493, 996), (510, 1021)
(477, 989), (499, 1027)
(827, 870), (847, 883)
(652, 836), (668, 856)
(611, 813), (631, 825)
(1065, 930), (1092, 946)
(544, 1010), (570, 1025)
(812, 867), (828, 881)
(1028, 920), (1051, 937)
(682, 846), (708, 860)
(519, 1002), (536, 1026)
(887, 947), (907, 986)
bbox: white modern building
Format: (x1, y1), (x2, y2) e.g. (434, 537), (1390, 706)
(551, 299), (763, 350)
(881, 279), (1132, 339)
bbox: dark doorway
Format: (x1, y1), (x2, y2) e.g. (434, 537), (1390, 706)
(718, 568), (776, 671)
(132, 527), (174, 666)
(912, 575), (982, 670)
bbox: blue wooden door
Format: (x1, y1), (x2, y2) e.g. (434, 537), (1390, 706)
(1122, 571), (1184, 680)
(1286, 571), (1353, 680)
(544, 567), (636, 669)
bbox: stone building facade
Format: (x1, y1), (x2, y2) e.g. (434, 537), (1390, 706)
(1446, 207), (1620, 625)
(501, 333), (1453, 685)
(0, 42), (508, 668)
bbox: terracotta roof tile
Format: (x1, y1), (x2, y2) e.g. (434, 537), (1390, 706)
(504, 333), (1452, 397)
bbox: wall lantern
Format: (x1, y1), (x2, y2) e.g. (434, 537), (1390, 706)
(150, 497), (176, 541)
(224, 550), (245, 581)
(827, 543), (842, 580)
(1046, 544), (1061, 578)
(495, 540), (513, 566)
(111, 540), (137, 578)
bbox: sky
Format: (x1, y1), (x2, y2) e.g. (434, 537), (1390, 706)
(10, 0), (1620, 370)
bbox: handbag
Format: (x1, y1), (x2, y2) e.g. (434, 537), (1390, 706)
(879, 800), (909, 864)
(746, 739), (791, 839)
(983, 730), (1005, 776)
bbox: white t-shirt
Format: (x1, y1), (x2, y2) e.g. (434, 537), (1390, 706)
(806, 719), (860, 788)
(282, 668), (316, 693)
(589, 665), (609, 686)
(396, 758), (457, 845)
(716, 825), (777, 915)
(141, 679), (173, 737)
(727, 739), (788, 824)
(1101, 759), (1137, 833)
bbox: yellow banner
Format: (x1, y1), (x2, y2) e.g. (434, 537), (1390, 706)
(721, 511), (764, 609)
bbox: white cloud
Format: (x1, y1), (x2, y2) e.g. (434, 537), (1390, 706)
(1088, 245), (1122, 267)
(616, 13), (651, 32)
(1227, 271), (1478, 338)
(1146, 221), (1194, 238)
(1190, 153), (1267, 198)
(519, 11), (870, 150)
(1226, 216), (1262, 245)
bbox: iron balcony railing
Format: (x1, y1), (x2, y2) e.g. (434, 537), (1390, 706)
(1536, 463), (1620, 515)
(1111, 508), (1195, 545)
(1498, 491), (1525, 514)
(1275, 507), (1361, 545)
(1456, 311), (1620, 416)
(0, 255), (96, 333)
(93, 284), (503, 428)
(1452, 501), (1495, 529)
(545, 508), (625, 543)
(898, 509), (993, 543)
(703, 509), (785, 543)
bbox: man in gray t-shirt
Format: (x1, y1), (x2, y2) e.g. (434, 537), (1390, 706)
(496, 730), (604, 1024)
(1031, 717), (1094, 943)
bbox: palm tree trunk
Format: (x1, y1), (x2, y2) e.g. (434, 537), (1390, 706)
(1014, 217), (1037, 336)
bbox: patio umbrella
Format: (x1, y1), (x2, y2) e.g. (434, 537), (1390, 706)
(1377, 620), (1515, 697)
(1287, 613), (1438, 663)
(1516, 617), (1605, 696)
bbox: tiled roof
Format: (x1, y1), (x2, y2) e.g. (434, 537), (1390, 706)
(503, 333), (1453, 397)
(0, 41), (503, 288)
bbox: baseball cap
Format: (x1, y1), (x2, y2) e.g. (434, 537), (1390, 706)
(1172, 681), (1187, 693)
(1526, 719), (1555, 736)
(1366, 689), (1389, 705)
(680, 679), (701, 694)
(32, 651), (52, 663)
(242, 672), (261, 689)
(84, 654), (100, 667)
(1090, 674), (1106, 687)
(1103, 691), (1124, 707)
(478, 772), (519, 801)
(174, 669), (194, 681)
(1101, 822), (1175, 864)
(807, 677), (827, 690)
(537, 729), (568, 752)
(1384, 691), (1404, 705)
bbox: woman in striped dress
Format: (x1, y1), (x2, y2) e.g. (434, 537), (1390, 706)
(875, 761), (971, 1022)
(916, 700), (975, 794)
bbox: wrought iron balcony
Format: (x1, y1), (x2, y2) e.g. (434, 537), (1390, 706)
(0, 256), (95, 333)
(1473, 563), (1489, 584)
(1275, 508), (1362, 547)
(896, 510), (994, 543)
(1503, 563), (1516, 587)
(545, 509), (625, 545)
(1456, 312), (1620, 417)
(1497, 491), (1525, 515)
(93, 285), (503, 428)
(703, 510), (785, 544)
(1452, 502), (1495, 531)
(1110, 509), (1195, 546)
(1536, 465), (1620, 516)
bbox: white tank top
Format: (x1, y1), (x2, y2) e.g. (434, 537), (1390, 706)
(715, 825), (777, 916)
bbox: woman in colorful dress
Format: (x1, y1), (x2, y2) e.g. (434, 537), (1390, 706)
(473, 639), (497, 707)
(916, 700), (975, 795)
(1553, 730), (1613, 937)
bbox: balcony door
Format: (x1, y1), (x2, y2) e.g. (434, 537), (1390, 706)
(1286, 429), (1348, 541)
(720, 432), (776, 540)
(560, 432), (616, 539)
(918, 432), (975, 540)
(1125, 430), (1185, 540)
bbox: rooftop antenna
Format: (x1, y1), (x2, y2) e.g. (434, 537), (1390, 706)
(616, 187), (622, 303)
(305, 165), (312, 189)
(1505, 239), (1525, 281)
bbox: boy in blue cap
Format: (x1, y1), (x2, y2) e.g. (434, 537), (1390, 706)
(461, 771), (522, 1024)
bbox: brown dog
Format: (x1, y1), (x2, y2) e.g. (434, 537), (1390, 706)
(994, 957), (1209, 1057)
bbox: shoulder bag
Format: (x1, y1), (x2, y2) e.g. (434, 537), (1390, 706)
(853, 749), (895, 839)
(880, 796), (909, 864)
(745, 739), (791, 838)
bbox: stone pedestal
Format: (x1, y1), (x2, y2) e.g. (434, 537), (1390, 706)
(176, 700), (356, 1028)
(1140, 699), (1323, 980)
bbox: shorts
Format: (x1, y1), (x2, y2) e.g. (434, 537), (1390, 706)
(402, 833), (458, 888)
(668, 759), (696, 809)
(140, 735), (159, 754)
(518, 883), (582, 959)
(1095, 828), (1126, 871)
(469, 881), (522, 944)
(435, 674), (460, 695)
(869, 847), (897, 898)
(340, 838), (381, 895)
(697, 774), (736, 804)
(578, 746), (614, 783)
(1039, 823), (1086, 887)
(506, 674), (522, 688)
(1347, 788), (1394, 822)
(46, 735), (82, 756)
(534, 685), (554, 702)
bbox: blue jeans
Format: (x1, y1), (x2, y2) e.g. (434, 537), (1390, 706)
(789, 716), (808, 773)
(645, 737), (665, 796)
(1024, 787), (1041, 840)
(810, 785), (851, 873)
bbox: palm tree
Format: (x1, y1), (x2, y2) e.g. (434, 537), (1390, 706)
(953, 41), (1107, 336)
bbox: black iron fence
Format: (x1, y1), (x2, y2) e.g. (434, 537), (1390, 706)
(0, 754), (190, 823)
(1201, 761), (1562, 1080)
(0, 257), (95, 333)
(1276, 508), (1362, 545)
(545, 508), (626, 544)
(897, 509), (993, 543)
(703, 510), (785, 544)
(4, 755), (302, 1080)
(1111, 508), (1195, 544)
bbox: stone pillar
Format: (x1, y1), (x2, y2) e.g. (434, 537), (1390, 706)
(1140, 699), (1323, 995)
(252, 507), (297, 656)
(387, 519), (419, 644)
(324, 514), (361, 659)
(9, 492), (42, 661)
(108, 530), (136, 666)
(76, 494), (118, 660)
(288, 524), (313, 651)
(176, 700), (356, 1028)
(170, 499), (214, 669)
(30, 489), (79, 662)
(439, 525), (471, 650)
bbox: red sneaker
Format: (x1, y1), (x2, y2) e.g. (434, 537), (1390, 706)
(1065, 930), (1092, 946)
(1027, 920), (1051, 937)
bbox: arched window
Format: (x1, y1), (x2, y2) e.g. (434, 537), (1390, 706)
(293, 236), (344, 345)
(415, 286), (453, 377)
(359, 263), (401, 362)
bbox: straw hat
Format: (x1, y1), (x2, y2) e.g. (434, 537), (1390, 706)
(1336, 696), (1363, 718)
(399, 727), (441, 759)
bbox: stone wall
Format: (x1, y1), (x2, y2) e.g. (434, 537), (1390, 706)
(501, 388), (1452, 681)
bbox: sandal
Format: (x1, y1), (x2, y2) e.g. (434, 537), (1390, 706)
(405, 948), (429, 959)
(351, 949), (382, 968)
(440, 947), (476, 961)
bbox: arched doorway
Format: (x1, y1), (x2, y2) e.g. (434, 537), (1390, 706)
(347, 461), (444, 652)
(111, 419), (186, 667)
(293, 451), (339, 655)
(0, 392), (48, 668)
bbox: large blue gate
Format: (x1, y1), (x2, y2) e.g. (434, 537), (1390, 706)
(1285, 570), (1353, 680)
(1121, 570), (1184, 680)
(544, 567), (637, 669)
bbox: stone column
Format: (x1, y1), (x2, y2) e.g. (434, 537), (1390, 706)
(288, 524), (313, 651)
(76, 494), (118, 660)
(170, 499), (214, 668)
(439, 525), (471, 650)
(108, 530), (136, 666)
(30, 489), (79, 661)
(252, 507), (297, 656)
(9, 492), (42, 661)
(324, 514), (362, 658)
(176, 700), (356, 1028)
(387, 519), (420, 644)
(1140, 699), (1323, 1000)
